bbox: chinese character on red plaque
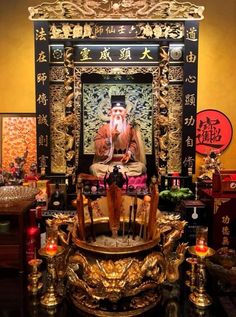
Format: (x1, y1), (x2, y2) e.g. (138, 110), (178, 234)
(196, 109), (233, 154)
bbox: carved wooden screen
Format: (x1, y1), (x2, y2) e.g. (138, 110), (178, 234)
(29, 0), (204, 178)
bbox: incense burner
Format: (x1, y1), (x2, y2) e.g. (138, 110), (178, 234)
(47, 194), (187, 316)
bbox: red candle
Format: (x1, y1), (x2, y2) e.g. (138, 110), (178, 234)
(195, 227), (208, 257)
(195, 244), (209, 257)
(45, 240), (58, 256)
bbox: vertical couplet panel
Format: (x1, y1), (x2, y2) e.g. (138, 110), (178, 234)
(34, 21), (50, 176)
(182, 21), (199, 175)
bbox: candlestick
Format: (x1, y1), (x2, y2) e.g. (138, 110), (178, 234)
(27, 258), (43, 295)
(38, 246), (65, 307)
(185, 257), (198, 290)
(188, 246), (215, 308)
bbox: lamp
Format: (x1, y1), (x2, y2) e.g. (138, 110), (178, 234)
(45, 227), (58, 256)
(194, 226), (209, 257)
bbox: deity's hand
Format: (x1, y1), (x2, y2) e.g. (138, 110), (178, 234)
(121, 152), (131, 164)
(111, 124), (120, 141)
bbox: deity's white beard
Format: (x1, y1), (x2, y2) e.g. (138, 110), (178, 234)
(103, 117), (127, 164)
(111, 117), (127, 133)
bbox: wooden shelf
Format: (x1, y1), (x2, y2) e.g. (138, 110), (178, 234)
(0, 200), (33, 270)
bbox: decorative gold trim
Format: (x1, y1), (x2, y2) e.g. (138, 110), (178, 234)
(50, 84), (67, 174)
(214, 198), (230, 215)
(64, 45), (77, 176)
(167, 84), (183, 173)
(158, 45), (169, 170)
(29, 0), (204, 21)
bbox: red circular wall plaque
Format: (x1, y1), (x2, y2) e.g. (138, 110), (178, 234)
(196, 109), (233, 154)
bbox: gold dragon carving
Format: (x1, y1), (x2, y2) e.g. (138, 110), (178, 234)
(167, 84), (183, 173)
(46, 212), (187, 305)
(28, 0), (204, 21)
(158, 45), (169, 171)
(50, 84), (67, 173)
(64, 45), (77, 176)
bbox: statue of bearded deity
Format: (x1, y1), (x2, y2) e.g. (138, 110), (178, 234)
(90, 95), (146, 178)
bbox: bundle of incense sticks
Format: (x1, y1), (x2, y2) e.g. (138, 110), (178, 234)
(76, 182), (86, 241)
(88, 198), (96, 241)
(128, 205), (132, 238)
(139, 201), (149, 241)
(107, 183), (122, 238)
(132, 195), (138, 240)
(147, 185), (159, 240)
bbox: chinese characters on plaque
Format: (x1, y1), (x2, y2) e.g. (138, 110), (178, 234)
(182, 21), (199, 174)
(35, 22), (50, 173)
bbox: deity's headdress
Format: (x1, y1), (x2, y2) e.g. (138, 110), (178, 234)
(111, 95), (126, 108)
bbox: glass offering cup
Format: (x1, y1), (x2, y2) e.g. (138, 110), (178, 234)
(45, 227), (58, 256)
(195, 226), (209, 257)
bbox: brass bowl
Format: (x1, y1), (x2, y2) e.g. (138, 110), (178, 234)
(0, 186), (39, 206)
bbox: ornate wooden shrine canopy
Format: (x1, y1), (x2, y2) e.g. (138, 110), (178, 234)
(29, 0), (204, 179)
